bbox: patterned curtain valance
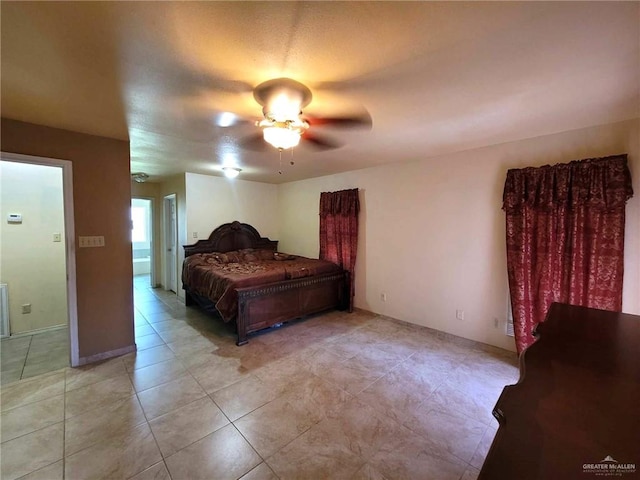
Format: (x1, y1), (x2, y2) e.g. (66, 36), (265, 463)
(319, 189), (360, 217)
(503, 154), (633, 213)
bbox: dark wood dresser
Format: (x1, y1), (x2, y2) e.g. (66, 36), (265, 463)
(479, 303), (640, 480)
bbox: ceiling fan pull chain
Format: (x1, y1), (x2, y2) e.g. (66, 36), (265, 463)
(290, 148), (295, 166)
(278, 149), (283, 175)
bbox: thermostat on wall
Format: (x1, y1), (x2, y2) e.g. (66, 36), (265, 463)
(7, 214), (22, 224)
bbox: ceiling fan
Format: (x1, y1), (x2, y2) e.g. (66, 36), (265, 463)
(239, 77), (372, 152)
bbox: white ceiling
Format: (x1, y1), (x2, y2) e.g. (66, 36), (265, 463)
(2, 2), (639, 184)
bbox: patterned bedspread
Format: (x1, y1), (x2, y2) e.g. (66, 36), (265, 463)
(182, 249), (340, 322)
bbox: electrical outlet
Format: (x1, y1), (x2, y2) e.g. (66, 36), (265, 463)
(22, 304), (31, 314)
(53, 233), (62, 242)
(456, 309), (464, 321)
(192, 232), (198, 238)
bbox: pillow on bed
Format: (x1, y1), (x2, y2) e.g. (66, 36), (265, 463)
(273, 252), (297, 261)
(209, 251), (241, 263)
(212, 253), (229, 263)
(242, 251), (258, 261)
(256, 249), (277, 261)
(236, 248), (261, 261)
(225, 251), (241, 263)
(188, 253), (211, 266)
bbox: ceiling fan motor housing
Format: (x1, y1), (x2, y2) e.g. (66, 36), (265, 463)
(254, 78), (313, 122)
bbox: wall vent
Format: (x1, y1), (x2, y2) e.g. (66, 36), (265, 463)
(0, 284), (9, 337)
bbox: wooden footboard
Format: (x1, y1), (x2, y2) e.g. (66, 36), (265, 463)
(235, 271), (348, 345)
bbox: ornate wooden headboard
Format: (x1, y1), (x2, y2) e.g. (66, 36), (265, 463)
(183, 221), (278, 257)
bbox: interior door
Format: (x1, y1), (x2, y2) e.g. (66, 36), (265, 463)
(164, 194), (178, 293)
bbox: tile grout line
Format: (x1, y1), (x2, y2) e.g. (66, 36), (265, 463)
(228, 422), (272, 476)
(133, 287), (209, 476)
(63, 290), (165, 477)
(134, 282), (194, 480)
(130, 389), (167, 479)
(63, 364), (141, 449)
(18, 334), (33, 381)
(62, 366), (68, 479)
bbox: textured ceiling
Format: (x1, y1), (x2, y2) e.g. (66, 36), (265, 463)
(2, 2), (639, 183)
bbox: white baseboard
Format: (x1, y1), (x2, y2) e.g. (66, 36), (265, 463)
(76, 344), (136, 367)
(6, 324), (67, 339)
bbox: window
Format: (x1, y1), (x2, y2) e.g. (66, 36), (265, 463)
(131, 206), (147, 242)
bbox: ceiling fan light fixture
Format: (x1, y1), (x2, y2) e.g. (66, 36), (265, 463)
(222, 166), (241, 179)
(131, 172), (149, 183)
(247, 77), (365, 152)
(266, 93), (303, 122)
(263, 126), (302, 150)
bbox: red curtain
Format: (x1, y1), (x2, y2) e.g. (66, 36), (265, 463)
(319, 189), (360, 311)
(503, 155), (633, 354)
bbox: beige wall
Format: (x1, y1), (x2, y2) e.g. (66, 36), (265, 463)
(1, 118), (134, 360)
(278, 119), (640, 352)
(0, 161), (68, 333)
(185, 172), (279, 241)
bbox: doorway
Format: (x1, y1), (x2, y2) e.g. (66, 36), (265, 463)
(163, 194), (178, 293)
(131, 198), (154, 287)
(0, 152), (79, 378)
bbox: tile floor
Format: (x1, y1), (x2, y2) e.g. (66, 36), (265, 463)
(1, 327), (69, 385)
(0, 275), (519, 479)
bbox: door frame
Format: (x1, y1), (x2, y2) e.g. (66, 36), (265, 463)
(0, 151), (80, 367)
(163, 194), (178, 292)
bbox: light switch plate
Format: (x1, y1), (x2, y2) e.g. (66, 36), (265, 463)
(79, 236), (105, 248)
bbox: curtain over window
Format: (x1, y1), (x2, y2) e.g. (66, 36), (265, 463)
(503, 154), (633, 354)
(319, 188), (359, 311)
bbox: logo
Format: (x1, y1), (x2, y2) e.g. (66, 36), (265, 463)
(583, 455), (637, 477)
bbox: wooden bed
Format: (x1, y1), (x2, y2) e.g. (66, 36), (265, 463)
(182, 221), (348, 345)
